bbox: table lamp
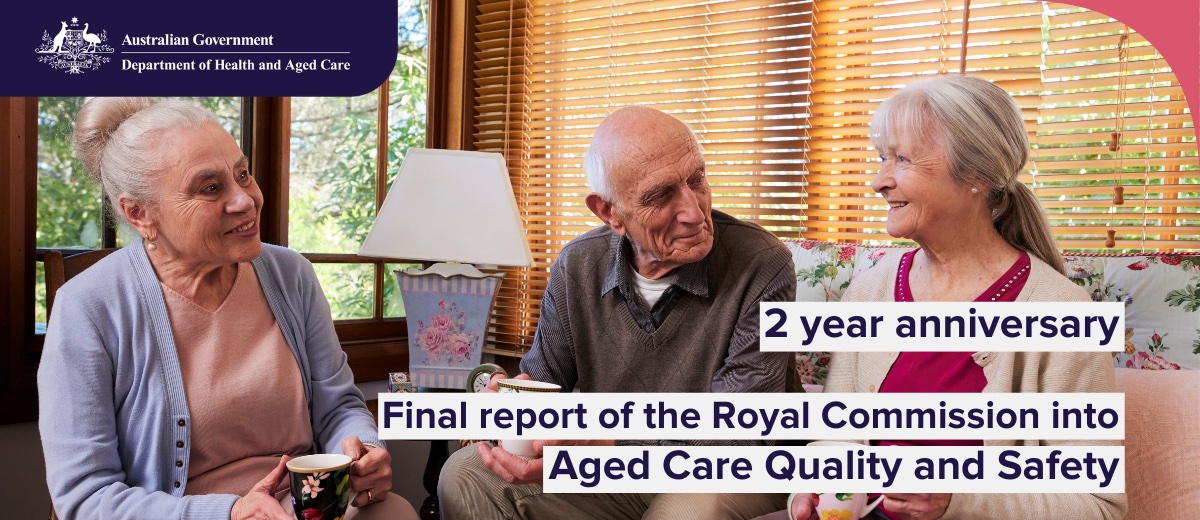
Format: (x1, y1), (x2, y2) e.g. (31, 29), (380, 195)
(358, 148), (532, 389)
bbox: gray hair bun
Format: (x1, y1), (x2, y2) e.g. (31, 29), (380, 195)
(72, 98), (157, 185)
(71, 98), (216, 213)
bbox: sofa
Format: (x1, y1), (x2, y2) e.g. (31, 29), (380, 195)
(785, 239), (1200, 519)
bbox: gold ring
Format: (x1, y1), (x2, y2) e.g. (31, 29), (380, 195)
(367, 490), (374, 503)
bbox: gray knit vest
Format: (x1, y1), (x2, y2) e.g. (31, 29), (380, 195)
(549, 211), (794, 393)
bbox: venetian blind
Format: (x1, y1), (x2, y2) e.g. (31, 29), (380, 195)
(1035, 3), (1198, 250)
(805, 0), (1197, 248)
(806, 0), (1045, 242)
(472, 0), (815, 355)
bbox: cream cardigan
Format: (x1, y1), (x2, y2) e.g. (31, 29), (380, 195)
(828, 250), (1127, 520)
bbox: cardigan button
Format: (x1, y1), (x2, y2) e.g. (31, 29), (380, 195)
(868, 384), (876, 392)
(178, 419), (186, 427)
(177, 441), (185, 448)
(176, 460), (183, 468)
(174, 481), (181, 488)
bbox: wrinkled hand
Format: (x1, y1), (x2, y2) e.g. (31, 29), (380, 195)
(343, 437), (392, 508)
(787, 493), (818, 520)
(478, 439), (615, 485)
(231, 456), (294, 520)
(481, 372), (531, 393)
(882, 493), (951, 520)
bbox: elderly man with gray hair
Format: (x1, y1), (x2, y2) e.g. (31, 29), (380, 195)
(438, 106), (797, 519)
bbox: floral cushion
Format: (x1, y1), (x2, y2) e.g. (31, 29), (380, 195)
(784, 239), (1200, 386)
(789, 239), (912, 303)
(787, 240), (913, 385)
(1063, 253), (1200, 371)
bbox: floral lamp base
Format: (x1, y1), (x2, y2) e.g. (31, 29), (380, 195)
(398, 267), (502, 389)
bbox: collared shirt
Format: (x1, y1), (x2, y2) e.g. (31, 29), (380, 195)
(522, 211), (797, 397)
(601, 235), (710, 332)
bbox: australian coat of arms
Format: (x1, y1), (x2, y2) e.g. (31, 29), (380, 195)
(36, 18), (113, 74)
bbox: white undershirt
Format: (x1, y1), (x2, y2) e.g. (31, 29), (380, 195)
(631, 269), (673, 308)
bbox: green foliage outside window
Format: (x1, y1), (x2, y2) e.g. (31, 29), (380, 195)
(34, 1), (428, 328)
(288, 0), (428, 319)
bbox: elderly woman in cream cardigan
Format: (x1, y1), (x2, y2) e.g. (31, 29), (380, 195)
(787, 76), (1126, 520)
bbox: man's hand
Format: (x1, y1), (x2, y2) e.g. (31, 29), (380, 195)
(881, 493), (951, 520)
(343, 437), (392, 508)
(231, 456), (294, 520)
(481, 372), (532, 393)
(477, 439), (615, 485)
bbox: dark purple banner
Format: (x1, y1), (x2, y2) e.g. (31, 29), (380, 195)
(4, 0), (398, 96)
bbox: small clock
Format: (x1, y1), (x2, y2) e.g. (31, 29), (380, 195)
(467, 363), (508, 393)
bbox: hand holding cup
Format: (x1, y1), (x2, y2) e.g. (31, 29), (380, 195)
(789, 441), (885, 520)
(478, 376), (570, 485)
(286, 454), (355, 520)
(479, 439), (616, 486)
(342, 436), (391, 508)
(481, 372), (532, 393)
(789, 492), (884, 520)
(231, 456), (294, 520)
(495, 378), (563, 456)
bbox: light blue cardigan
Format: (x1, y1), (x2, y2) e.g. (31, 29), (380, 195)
(39, 241), (383, 520)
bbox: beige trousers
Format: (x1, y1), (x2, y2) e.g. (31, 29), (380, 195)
(438, 443), (787, 520)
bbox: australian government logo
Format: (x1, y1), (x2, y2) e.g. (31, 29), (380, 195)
(36, 18), (114, 74)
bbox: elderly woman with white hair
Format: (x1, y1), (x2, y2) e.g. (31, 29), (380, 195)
(785, 75), (1126, 519)
(38, 98), (418, 520)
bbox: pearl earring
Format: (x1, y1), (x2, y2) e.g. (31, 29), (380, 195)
(145, 236), (157, 252)
(971, 187), (979, 194)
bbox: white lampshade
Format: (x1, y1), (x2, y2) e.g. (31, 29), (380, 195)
(358, 148), (533, 267)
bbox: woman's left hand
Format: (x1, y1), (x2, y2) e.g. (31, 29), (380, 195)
(342, 437), (392, 508)
(882, 493), (951, 520)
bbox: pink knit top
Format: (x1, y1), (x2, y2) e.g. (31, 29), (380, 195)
(161, 263), (312, 497)
(879, 248), (1033, 444)
(874, 250), (1031, 520)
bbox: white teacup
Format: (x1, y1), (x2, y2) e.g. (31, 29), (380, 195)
(498, 439), (538, 458)
(496, 379), (561, 458)
(496, 379), (562, 393)
(788, 441), (885, 520)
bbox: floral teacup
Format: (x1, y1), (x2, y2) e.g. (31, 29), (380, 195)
(287, 454), (354, 520)
(788, 492), (884, 520)
(788, 441), (886, 520)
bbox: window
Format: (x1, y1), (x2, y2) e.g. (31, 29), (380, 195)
(33, 97), (243, 331)
(467, 0), (1196, 361)
(804, 0), (1196, 249)
(280, 0), (430, 381)
(806, 0), (1045, 243)
(5, 0), (1194, 423)
(471, 0), (817, 356)
(1036, 3), (1198, 250)
(3, 1), (433, 423)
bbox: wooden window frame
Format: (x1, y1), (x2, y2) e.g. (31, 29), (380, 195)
(0, 8), (456, 423)
(465, 0), (819, 356)
(1, 96), (411, 424)
(1, 6), (458, 422)
(249, 95), (411, 383)
(6, 107), (415, 426)
(1, 97), (40, 424)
